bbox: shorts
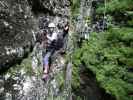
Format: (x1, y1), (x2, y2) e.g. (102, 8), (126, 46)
(43, 52), (52, 66)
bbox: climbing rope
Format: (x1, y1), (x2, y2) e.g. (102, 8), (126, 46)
(103, 0), (107, 29)
(104, 0), (106, 19)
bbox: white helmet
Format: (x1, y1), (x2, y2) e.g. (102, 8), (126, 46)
(48, 23), (56, 28)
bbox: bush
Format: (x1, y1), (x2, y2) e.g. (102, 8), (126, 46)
(72, 27), (133, 100)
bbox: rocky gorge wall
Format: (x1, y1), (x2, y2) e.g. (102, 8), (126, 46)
(0, 0), (37, 71)
(0, 0), (70, 72)
(0, 0), (71, 100)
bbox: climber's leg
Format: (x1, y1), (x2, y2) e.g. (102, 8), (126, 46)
(43, 52), (52, 73)
(42, 52), (51, 80)
(42, 48), (55, 80)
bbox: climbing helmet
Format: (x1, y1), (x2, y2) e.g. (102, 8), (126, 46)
(48, 23), (56, 28)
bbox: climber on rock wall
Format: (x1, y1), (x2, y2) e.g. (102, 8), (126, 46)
(42, 22), (58, 80)
(42, 21), (69, 80)
(33, 18), (69, 81)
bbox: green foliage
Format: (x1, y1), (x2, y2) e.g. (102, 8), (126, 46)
(72, 64), (80, 89)
(8, 55), (33, 76)
(84, 16), (91, 24)
(96, 0), (133, 26)
(127, 19), (133, 26)
(71, 0), (133, 99)
(70, 0), (81, 89)
(21, 57), (33, 75)
(72, 27), (133, 100)
(70, 47), (82, 89)
(97, 0), (133, 14)
(55, 70), (65, 91)
(71, 0), (80, 15)
(7, 54), (43, 77)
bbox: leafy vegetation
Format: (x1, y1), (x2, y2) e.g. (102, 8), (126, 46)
(72, 28), (133, 100)
(7, 54), (42, 77)
(97, 0), (133, 14)
(96, 0), (133, 26)
(70, 0), (80, 16)
(70, 0), (81, 90)
(71, 0), (133, 99)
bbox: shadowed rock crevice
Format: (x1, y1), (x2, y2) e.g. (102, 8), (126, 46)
(27, 0), (70, 17)
(76, 67), (116, 100)
(0, 0), (37, 71)
(27, 0), (55, 16)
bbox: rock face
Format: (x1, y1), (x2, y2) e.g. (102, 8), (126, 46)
(0, 0), (70, 71)
(0, 0), (70, 99)
(28, 0), (70, 17)
(0, 49), (68, 100)
(0, 0), (37, 71)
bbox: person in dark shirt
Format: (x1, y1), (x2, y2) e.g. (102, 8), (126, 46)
(42, 23), (58, 80)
